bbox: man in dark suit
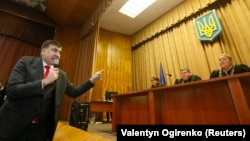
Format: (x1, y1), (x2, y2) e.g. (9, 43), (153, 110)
(174, 67), (201, 84)
(0, 40), (104, 141)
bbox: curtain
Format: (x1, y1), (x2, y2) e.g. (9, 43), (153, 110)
(0, 10), (55, 85)
(131, 0), (250, 91)
(0, 35), (40, 84)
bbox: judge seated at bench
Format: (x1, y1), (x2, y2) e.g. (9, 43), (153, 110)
(175, 67), (201, 84)
(150, 77), (163, 88)
(210, 53), (250, 78)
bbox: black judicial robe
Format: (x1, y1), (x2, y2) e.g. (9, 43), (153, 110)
(174, 75), (202, 84)
(210, 64), (250, 78)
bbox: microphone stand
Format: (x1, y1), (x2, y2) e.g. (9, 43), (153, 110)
(165, 74), (172, 85)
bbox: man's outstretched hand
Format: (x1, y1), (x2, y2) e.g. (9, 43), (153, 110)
(90, 70), (104, 83)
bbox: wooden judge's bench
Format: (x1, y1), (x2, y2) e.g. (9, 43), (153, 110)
(112, 73), (250, 131)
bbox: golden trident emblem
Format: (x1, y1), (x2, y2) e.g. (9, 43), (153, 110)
(194, 9), (222, 41)
(197, 15), (217, 37)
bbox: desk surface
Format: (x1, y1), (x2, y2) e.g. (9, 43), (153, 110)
(90, 101), (113, 112)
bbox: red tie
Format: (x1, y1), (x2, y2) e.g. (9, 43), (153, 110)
(44, 65), (50, 78)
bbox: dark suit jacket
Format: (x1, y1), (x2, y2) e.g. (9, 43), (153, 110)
(0, 86), (6, 107)
(174, 75), (202, 84)
(0, 56), (94, 140)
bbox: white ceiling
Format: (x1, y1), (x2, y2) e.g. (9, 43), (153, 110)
(100, 0), (184, 35)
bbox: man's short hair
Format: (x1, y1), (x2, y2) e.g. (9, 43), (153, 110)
(219, 53), (232, 60)
(151, 77), (159, 81)
(180, 67), (190, 72)
(41, 40), (62, 49)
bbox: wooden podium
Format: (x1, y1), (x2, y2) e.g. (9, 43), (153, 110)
(112, 73), (250, 131)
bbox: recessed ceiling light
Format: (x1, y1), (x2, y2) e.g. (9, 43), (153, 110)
(119, 0), (156, 18)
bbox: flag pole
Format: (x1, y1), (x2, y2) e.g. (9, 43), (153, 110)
(160, 62), (166, 86)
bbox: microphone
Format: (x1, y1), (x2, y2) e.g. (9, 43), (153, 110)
(53, 59), (59, 68)
(53, 59), (59, 83)
(165, 74), (172, 77)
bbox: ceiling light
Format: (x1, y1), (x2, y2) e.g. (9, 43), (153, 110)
(119, 0), (156, 18)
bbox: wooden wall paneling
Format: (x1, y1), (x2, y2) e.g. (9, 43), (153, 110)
(46, 0), (103, 27)
(54, 26), (83, 120)
(96, 29), (132, 99)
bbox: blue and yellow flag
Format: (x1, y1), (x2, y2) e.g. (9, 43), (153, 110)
(160, 63), (166, 85)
